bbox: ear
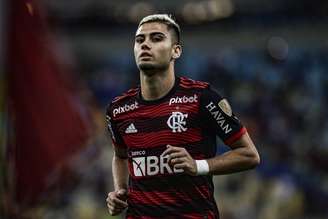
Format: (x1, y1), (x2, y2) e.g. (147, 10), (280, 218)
(172, 44), (182, 60)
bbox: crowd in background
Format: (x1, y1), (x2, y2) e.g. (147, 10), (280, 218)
(29, 46), (326, 219)
(3, 1), (328, 218)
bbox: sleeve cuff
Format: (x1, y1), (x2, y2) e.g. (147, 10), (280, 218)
(224, 127), (247, 145)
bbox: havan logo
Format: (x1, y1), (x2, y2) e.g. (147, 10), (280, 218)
(206, 101), (232, 134)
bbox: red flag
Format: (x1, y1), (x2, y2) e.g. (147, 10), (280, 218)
(7, 0), (91, 206)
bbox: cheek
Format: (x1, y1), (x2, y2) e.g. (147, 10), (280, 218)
(134, 45), (138, 57)
(157, 46), (172, 60)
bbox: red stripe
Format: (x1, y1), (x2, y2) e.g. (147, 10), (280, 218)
(128, 186), (210, 205)
(180, 83), (207, 89)
(180, 212), (215, 219)
(207, 211), (216, 219)
(224, 127), (247, 145)
(129, 190), (189, 205)
(180, 79), (208, 87)
(113, 88), (139, 103)
(180, 77), (209, 87)
(180, 80), (208, 87)
(127, 213), (214, 219)
(116, 103), (199, 120)
(123, 128), (202, 148)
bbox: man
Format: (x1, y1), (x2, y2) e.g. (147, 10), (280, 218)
(106, 14), (260, 218)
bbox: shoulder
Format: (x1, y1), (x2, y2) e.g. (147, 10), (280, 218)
(106, 87), (140, 116)
(179, 76), (209, 89)
(178, 76), (223, 98)
(112, 87), (139, 103)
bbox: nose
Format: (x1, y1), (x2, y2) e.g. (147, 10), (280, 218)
(141, 40), (151, 50)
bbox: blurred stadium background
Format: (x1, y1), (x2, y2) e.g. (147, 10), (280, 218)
(1, 0), (328, 218)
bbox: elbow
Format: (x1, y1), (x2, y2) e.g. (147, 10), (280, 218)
(250, 150), (260, 168)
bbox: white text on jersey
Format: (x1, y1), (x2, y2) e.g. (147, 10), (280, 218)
(169, 94), (198, 105)
(206, 102), (232, 134)
(113, 101), (138, 117)
(132, 155), (184, 177)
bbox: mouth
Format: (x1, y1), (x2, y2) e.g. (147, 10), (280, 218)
(140, 52), (152, 58)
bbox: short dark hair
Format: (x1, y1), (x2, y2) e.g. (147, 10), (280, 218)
(138, 14), (181, 45)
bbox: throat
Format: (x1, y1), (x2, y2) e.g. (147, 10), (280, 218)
(140, 73), (175, 101)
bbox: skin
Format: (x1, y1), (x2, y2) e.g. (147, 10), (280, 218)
(134, 22), (182, 101)
(106, 21), (260, 216)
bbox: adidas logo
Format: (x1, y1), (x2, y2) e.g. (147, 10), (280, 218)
(125, 123), (138, 134)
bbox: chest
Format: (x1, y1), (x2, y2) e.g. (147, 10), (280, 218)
(115, 98), (201, 149)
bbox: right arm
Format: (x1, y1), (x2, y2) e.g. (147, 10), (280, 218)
(105, 108), (129, 215)
(112, 147), (129, 191)
(107, 148), (129, 216)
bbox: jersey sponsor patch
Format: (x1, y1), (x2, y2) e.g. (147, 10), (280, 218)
(169, 94), (198, 105)
(205, 102), (233, 134)
(132, 155), (184, 177)
(112, 101), (138, 117)
(218, 99), (232, 117)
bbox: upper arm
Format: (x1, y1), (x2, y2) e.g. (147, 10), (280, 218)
(228, 131), (260, 164)
(200, 86), (245, 144)
(200, 86), (259, 160)
(114, 146), (128, 159)
(229, 131), (256, 151)
(106, 104), (128, 159)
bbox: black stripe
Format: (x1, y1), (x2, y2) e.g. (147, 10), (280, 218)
(129, 174), (212, 191)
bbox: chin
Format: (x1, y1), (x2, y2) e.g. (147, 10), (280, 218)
(138, 62), (168, 73)
(139, 62), (156, 71)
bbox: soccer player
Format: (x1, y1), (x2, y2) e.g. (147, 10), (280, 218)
(105, 14), (260, 218)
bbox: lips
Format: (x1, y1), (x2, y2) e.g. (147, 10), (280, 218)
(140, 52), (152, 58)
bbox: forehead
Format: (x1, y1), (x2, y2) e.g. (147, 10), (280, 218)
(135, 22), (169, 36)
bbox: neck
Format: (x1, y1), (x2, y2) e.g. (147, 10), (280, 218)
(140, 64), (175, 101)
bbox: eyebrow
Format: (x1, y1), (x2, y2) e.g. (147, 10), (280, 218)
(135, 32), (166, 38)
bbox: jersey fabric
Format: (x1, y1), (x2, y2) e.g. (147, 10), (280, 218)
(106, 76), (246, 219)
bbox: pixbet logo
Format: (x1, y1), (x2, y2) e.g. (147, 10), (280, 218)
(169, 94), (198, 105)
(113, 101), (138, 117)
(132, 155), (184, 177)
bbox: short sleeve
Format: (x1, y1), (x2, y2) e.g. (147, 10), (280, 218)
(105, 104), (127, 150)
(200, 86), (246, 145)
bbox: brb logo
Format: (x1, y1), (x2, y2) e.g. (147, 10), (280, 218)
(132, 155), (184, 177)
(167, 112), (188, 133)
(113, 101), (138, 117)
(169, 94), (198, 105)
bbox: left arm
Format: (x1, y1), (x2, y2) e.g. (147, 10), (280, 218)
(162, 131), (260, 176)
(207, 131), (260, 175)
(162, 85), (260, 175)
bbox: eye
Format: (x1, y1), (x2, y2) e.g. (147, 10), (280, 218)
(152, 36), (163, 42)
(135, 37), (144, 44)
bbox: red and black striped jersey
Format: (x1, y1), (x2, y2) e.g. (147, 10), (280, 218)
(106, 76), (246, 219)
